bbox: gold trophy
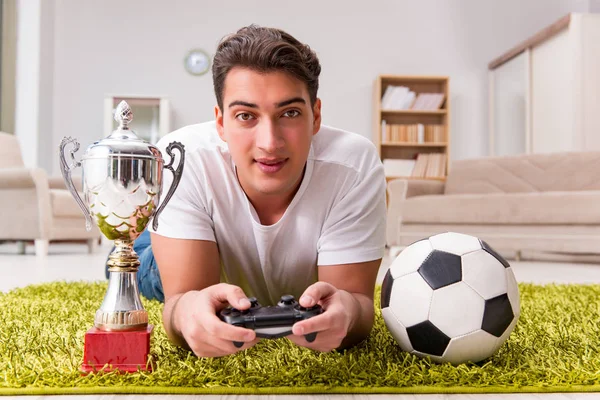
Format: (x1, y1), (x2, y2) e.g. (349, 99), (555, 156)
(59, 101), (184, 372)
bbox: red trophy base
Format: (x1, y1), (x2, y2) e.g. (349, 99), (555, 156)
(81, 325), (154, 373)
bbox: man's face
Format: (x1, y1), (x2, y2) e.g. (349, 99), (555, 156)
(215, 67), (321, 200)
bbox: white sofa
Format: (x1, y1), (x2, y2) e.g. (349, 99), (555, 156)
(0, 132), (101, 255)
(386, 151), (600, 260)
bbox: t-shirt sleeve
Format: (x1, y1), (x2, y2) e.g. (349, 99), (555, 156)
(147, 151), (215, 241)
(317, 163), (387, 266)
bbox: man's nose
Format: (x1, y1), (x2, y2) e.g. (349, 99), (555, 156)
(256, 120), (284, 152)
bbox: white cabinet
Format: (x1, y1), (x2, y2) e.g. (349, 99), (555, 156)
(103, 95), (170, 144)
(489, 13), (600, 155)
(489, 51), (528, 156)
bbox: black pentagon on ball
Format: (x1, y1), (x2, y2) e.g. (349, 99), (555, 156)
(482, 293), (514, 337)
(479, 239), (510, 268)
(418, 250), (462, 289)
(406, 320), (451, 357)
(380, 269), (393, 309)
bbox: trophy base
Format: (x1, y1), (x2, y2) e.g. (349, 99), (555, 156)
(81, 325), (154, 373)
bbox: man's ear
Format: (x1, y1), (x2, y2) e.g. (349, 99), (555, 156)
(215, 105), (226, 142)
(312, 98), (322, 136)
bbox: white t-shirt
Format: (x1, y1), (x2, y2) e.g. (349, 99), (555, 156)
(148, 122), (386, 305)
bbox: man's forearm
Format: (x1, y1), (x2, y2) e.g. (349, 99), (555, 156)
(163, 293), (191, 351)
(339, 291), (374, 349)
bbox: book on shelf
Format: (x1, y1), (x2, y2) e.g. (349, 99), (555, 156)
(381, 123), (446, 143)
(383, 159), (416, 177)
(410, 93), (445, 110)
(409, 153), (447, 179)
(381, 86), (416, 110)
(381, 86), (445, 111)
(383, 153), (446, 179)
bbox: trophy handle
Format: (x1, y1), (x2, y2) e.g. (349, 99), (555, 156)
(59, 136), (94, 231)
(152, 141), (185, 231)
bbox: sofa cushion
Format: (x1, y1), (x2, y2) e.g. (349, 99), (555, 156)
(401, 191), (600, 225)
(51, 189), (85, 218)
(445, 151), (600, 195)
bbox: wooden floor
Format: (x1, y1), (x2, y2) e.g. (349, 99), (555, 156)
(2, 242), (600, 399)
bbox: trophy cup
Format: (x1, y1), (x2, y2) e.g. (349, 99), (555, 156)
(59, 101), (185, 373)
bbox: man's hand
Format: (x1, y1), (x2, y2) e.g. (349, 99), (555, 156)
(171, 283), (260, 357)
(287, 281), (363, 352)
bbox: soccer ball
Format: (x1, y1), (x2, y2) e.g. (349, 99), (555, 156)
(381, 232), (520, 365)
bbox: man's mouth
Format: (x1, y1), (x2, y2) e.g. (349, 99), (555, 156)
(255, 158), (288, 173)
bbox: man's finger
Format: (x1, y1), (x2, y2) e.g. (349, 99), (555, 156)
(299, 281), (337, 307)
(292, 311), (334, 336)
(202, 313), (257, 343)
(210, 283), (252, 310)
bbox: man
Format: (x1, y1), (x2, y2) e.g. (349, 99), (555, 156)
(124, 25), (386, 358)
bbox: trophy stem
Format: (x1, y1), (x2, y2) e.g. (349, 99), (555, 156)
(107, 239), (140, 271)
(96, 239), (148, 331)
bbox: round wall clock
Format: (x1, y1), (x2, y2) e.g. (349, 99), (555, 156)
(184, 49), (211, 76)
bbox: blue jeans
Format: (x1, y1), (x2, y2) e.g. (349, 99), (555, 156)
(105, 229), (164, 302)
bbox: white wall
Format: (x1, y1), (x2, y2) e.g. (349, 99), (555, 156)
(29, 0), (590, 174)
(589, 0), (600, 12)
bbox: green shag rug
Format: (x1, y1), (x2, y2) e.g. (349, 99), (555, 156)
(1, 282), (599, 396)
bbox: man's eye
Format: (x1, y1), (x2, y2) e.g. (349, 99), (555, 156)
(283, 110), (300, 118)
(236, 113), (254, 121)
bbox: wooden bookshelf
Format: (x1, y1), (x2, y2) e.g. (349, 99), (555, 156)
(381, 109), (447, 116)
(373, 75), (450, 181)
(382, 142), (448, 148)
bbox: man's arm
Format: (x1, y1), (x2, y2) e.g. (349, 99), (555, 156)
(289, 258), (382, 351)
(317, 259), (381, 349)
(150, 233), (258, 356)
(151, 233), (221, 348)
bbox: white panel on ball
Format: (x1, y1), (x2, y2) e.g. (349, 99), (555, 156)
(505, 267), (521, 317)
(462, 249), (508, 300)
(388, 272), (433, 327)
(442, 329), (499, 365)
(429, 282), (485, 337)
(389, 239), (433, 279)
(428, 232), (482, 256)
(381, 308), (414, 352)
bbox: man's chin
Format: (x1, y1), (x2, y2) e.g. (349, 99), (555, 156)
(253, 181), (289, 196)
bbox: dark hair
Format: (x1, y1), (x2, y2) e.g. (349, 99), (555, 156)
(212, 25), (321, 111)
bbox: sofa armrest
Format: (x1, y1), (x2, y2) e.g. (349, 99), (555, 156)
(0, 168), (36, 188)
(0, 167), (52, 239)
(48, 175), (83, 191)
(385, 179), (446, 247)
(387, 178), (446, 200)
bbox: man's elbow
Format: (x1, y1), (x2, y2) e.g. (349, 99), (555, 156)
(339, 298), (375, 350)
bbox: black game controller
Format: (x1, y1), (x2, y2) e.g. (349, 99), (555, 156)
(218, 295), (324, 348)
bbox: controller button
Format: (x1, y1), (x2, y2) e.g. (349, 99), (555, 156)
(248, 297), (259, 307)
(280, 294), (295, 305)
